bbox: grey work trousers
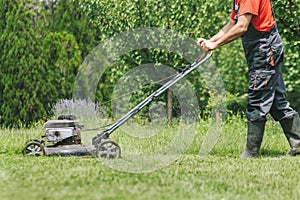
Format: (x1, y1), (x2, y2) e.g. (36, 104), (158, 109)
(242, 26), (295, 122)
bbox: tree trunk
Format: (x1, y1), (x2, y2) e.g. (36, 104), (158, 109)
(167, 89), (172, 123)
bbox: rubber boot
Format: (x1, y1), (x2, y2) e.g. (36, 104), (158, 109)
(240, 121), (266, 158)
(279, 112), (300, 156)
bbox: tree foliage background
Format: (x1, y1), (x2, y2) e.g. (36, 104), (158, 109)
(0, 0), (299, 128)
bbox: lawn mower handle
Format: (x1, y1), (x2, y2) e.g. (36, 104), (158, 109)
(92, 51), (213, 146)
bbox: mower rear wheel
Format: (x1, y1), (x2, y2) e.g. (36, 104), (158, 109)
(22, 141), (44, 156)
(96, 139), (121, 159)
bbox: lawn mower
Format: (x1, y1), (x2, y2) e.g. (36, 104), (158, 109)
(22, 51), (212, 159)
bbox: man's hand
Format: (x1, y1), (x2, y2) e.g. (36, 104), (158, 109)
(197, 38), (218, 51)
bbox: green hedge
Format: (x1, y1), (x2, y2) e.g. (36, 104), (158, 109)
(0, 0), (299, 128)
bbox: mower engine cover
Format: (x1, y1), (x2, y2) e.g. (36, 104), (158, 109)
(43, 120), (79, 143)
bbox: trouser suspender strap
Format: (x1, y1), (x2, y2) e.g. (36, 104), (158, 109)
(232, 0), (240, 23)
(270, 0), (276, 20)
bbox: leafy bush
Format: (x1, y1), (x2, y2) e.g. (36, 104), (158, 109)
(0, 0), (299, 128)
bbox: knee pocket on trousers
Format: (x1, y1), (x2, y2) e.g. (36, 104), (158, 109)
(249, 69), (276, 91)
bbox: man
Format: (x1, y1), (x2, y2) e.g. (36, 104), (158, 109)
(197, 0), (300, 158)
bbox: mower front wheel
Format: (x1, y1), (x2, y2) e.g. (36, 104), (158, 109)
(22, 140), (44, 156)
(96, 139), (121, 159)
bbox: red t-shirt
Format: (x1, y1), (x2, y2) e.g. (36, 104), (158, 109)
(230, 0), (275, 32)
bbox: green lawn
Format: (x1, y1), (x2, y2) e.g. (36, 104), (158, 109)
(0, 117), (299, 200)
